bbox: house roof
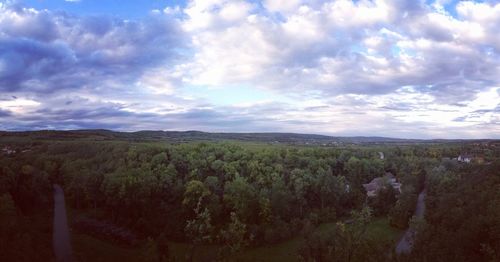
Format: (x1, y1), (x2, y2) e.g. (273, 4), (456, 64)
(363, 173), (400, 194)
(363, 183), (378, 192)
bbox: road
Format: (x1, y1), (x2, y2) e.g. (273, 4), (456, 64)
(53, 184), (73, 262)
(395, 190), (426, 254)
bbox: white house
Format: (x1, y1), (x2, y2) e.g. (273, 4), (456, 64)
(457, 154), (472, 163)
(1, 146), (15, 155)
(378, 152), (385, 160)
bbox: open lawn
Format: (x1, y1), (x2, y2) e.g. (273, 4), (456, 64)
(365, 217), (405, 244)
(72, 233), (145, 262)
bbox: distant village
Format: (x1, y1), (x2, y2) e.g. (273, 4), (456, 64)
(1, 145), (31, 156)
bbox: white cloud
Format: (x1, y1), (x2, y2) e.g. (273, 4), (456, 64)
(263, 0), (302, 14)
(323, 0), (393, 28)
(0, 98), (40, 114)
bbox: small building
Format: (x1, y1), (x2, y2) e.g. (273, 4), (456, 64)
(378, 152), (385, 160)
(1, 146), (15, 155)
(363, 173), (401, 197)
(363, 182), (379, 197)
(457, 154), (473, 163)
(345, 184), (351, 193)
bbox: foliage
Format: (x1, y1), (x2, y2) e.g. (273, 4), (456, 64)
(389, 191), (418, 229)
(0, 134), (498, 261)
(409, 161), (500, 262)
(298, 207), (390, 262)
(218, 212), (250, 259)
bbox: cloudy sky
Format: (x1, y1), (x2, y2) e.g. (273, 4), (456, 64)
(0, 0), (499, 138)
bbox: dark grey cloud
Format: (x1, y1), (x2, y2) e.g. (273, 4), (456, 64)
(2, 102), (157, 131)
(1, 4), (60, 41)
(0, 106), (264, 132)
(452, 116), (468, 122)
(0, 38), (76, 92)
(0, 109), (12, 117)
(379, 103), (415, 111)
(452, 104), (500, 123)
(0, 3), (185, 94)
(472, 104), (500, 114)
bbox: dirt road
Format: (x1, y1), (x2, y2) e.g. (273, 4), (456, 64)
(395, 190), (426, 254)
(53, 184), (73, 262)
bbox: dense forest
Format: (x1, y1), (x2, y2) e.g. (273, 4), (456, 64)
(0, 132), (498, 261)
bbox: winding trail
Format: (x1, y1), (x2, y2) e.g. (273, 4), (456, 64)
(53, 184), (73, 262)
(395, 190), (426, 254)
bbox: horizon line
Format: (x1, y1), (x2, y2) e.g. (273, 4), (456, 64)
(1, 129), (499, 141)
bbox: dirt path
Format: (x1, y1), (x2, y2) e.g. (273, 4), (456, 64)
(53, 184), (73, 262)
(395, 190), (426, 254)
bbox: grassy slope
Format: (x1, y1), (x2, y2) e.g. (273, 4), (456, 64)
(70, 217), (403, 262)
(365, 217), (405, 244)
(72, 233), (144, 262)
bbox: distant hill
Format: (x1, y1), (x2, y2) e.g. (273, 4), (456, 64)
(0, 129), (495, 145)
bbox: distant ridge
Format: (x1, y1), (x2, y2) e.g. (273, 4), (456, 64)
(0, 129), (496, 144)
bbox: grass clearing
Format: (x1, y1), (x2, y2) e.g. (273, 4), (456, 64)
(365, 217), (405, 244)
(72, 233), (144, 262)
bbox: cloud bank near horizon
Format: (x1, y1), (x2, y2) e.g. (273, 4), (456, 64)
(0, 0), (499, 138)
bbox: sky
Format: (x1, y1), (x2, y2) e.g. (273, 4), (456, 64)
(0, 0), (499, 138)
